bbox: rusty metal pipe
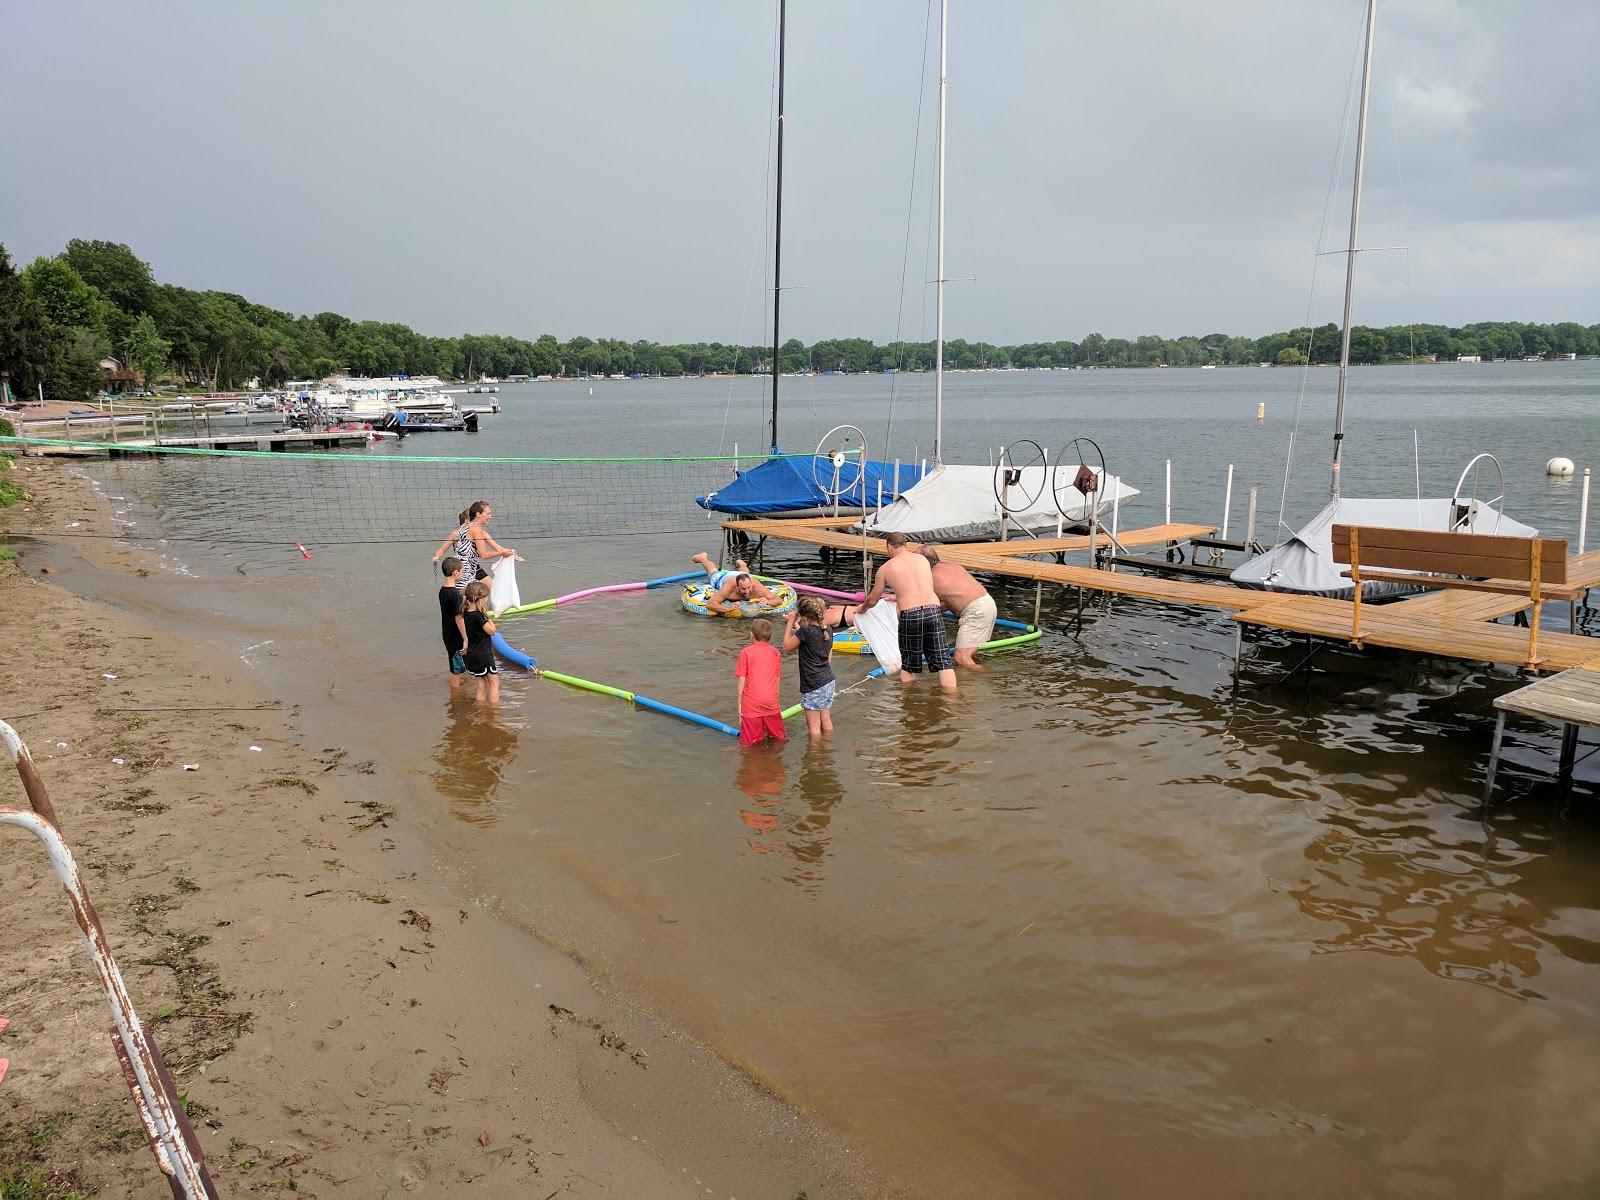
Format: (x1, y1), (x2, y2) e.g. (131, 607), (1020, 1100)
(0, 808), (214, 1197)
(0, 719), (63, 830)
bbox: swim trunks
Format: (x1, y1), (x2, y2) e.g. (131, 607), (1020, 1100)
(709, 568), (746, 592)
(897, 604), (953, 673)
(467, 659), (499, 678)
(800, 680), (836, 711)
(954, 593), (998, 650)
(739, 713), (787, 746)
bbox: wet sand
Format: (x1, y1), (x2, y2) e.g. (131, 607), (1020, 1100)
(0, 461), (893, 1198)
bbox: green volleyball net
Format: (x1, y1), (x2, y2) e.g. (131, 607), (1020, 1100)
(0, 436), (804, 547)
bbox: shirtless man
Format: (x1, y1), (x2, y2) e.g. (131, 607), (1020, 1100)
(919, 546), (996, 669)
(859, 532), (957, 691)
(690, 551), (777, 615)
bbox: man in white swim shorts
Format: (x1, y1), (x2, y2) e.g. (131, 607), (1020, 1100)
(920, 546), (997, 669)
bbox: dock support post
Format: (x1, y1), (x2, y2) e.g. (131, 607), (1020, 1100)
(1164, 459), (1172, 526)
(1246, 486), (1258, 549)
(1349, 527), (1363, 645)
(1580, 468), (1591, 555)
(1483, 710), (1506, 804)
(1221, 464), (1234, 540)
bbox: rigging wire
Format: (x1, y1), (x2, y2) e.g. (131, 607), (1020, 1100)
(718, 3), (783, 458)
(1275, 14), (1368, 543)
(884, 0), (936, 460)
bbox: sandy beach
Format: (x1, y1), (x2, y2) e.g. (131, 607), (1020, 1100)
(0, 460), (892, 1198)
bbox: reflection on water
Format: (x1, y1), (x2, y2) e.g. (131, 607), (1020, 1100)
(432, 696), (520, 826)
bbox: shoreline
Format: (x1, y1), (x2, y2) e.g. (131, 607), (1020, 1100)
(0, 461), (893, 1198)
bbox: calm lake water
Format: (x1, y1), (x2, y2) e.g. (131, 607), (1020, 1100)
(75, 362), (1600, 1198)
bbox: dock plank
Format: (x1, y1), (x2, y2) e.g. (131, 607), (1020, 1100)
(1236, 595), (1600, 671)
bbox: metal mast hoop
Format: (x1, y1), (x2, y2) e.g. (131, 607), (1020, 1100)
(812, 425), (867, 501)
(1051, 436), (1108, 523)
(1450, 452), (1506, 534)
(993, 439), (1046, 514)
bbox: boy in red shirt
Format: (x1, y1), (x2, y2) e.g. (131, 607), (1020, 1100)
(734, 618), (787, 747)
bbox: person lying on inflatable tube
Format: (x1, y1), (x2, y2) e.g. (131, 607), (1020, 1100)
(690, 552), (778, 615)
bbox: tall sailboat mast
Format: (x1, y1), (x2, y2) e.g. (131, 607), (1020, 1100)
(1331, 0), (1377, 500)
(769, 0), (788, 455)
(932, 0), (948, 465)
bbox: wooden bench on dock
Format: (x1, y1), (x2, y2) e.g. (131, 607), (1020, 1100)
(1334, 524), (1568, 669)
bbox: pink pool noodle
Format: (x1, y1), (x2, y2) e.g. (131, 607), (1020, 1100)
(557, 580), (647, 604)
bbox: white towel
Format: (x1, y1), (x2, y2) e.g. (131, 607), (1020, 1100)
(489, 557), (521, 612)
(853, 599), (901, 674)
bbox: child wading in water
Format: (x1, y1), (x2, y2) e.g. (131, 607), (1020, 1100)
(438, 556), (468, 689)
(461, 580), (500, 705)
(734, 618), (786, 746)
(783, 596), (835, 737)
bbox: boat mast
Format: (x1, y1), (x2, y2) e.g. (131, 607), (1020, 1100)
(1331, 0), (1376, 500)
(932, 0), (948, 465)
(769, 0), (787, 455)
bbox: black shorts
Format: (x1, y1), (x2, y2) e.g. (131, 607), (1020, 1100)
(467, 659), (498, 678)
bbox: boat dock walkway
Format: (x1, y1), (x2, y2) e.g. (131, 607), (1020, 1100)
(22, 430), (374, 456)
(727, 516), (1599, 673)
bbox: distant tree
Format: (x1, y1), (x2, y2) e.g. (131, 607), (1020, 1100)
(0, 244), (58, 398)
(1276, 346), (1307, 366)
(20, 256), (106, 333)
(126, 312), (172, 388)
(61, 239), (155, 316)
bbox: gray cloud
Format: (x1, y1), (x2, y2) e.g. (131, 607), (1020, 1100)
(2, 0), (1594, 342)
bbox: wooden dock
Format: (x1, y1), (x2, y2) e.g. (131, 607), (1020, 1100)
(1484, 662), (1600, 798)
(24, 430), (373, 456)
(728, 515), (1598, 674)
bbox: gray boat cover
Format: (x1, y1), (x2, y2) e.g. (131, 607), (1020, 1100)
(1230, 497), (1537, 599)
(857, 464), (1138, 543)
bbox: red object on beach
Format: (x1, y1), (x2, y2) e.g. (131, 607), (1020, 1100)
(296, 543), (312, 560)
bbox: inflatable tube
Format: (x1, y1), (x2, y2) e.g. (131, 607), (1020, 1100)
(680, 580), (797, 619)
(491, 633), (538, 670)
(634, 694), (739, 737)
(831, 629), (873, 655)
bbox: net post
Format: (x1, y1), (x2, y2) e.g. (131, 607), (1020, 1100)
(1246, 486), (1258, 549)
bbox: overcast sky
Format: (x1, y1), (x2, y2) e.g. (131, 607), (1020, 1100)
(2, 0), (1595, 344)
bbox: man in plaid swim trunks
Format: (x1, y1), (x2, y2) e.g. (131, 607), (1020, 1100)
(859, 532), (958, 692)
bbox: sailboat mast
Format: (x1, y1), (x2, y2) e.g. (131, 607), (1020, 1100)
(1331, 0), (1376, 500)
(932, 0), (948, 465)
(769, 0), (787, 455)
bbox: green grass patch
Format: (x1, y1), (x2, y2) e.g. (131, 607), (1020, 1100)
(0, 1169), (92, 1200)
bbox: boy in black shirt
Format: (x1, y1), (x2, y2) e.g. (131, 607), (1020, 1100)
(438, 556), (468, 689)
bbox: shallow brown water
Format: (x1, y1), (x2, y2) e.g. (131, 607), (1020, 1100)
(52, 363), (1600, 1197)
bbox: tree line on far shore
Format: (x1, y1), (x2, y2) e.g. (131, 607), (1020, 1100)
(1, 238), (1596, 401)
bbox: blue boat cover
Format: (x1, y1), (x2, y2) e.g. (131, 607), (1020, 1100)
(697, 456), (926, 516)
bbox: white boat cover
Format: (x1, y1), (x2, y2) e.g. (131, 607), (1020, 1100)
(857, 464), (1139, 543)
(1230, 497), (1537, 599)
(489, 556), (521, 612)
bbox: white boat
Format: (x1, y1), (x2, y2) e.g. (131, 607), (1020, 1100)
(1231, 0), (1532, 600)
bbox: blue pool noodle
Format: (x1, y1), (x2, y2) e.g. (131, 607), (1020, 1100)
(492, 632), (538, 670)
(992, 617), (1035, 632)
(634, 693), (739, 737)
(644, 570), (705, 589)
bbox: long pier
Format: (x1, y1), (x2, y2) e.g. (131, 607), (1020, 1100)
(21, 430), (374, 457)
(725, 516), (1600, 675)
